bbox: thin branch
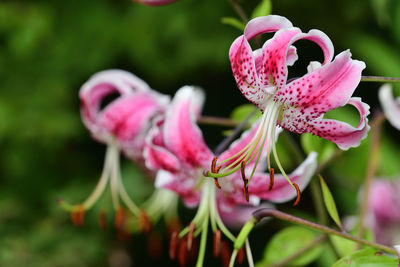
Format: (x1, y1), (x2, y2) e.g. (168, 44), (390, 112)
(214, 108), (258, 156)
(361, 76), (400, 83)
(228, 0), (248, 23)
(252, 208), (397, 255)
(197, 116), (240, 128)
(357, 112), (385, 241)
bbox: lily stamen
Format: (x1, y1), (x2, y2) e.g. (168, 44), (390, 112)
(293, 183), (301, 207)
(213, 230), (222, 258)
(268, 168), (274, 191)
(187, 222), (196, 251)
(240, 162), (249, 202)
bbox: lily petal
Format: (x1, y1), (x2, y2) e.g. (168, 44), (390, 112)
(244, 15), (293, 41)
(276, 50), (365, 115)
(293, 98), (370, 150)
(155, 170), (201, 208)
(163, 86), (213, 168)
(379, 84), (400, 130)
(247, 152), (317, 203)
(230, 36), (267, 107)
(144, 117), (181, 173)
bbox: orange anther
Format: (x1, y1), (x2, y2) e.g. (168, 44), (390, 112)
(211, 156), (218, 173)
(213, 230), (221, 258)
(214, 178), (222, 189)
(114, 207), (124, 229)
(178, 237), (187, 267)
(70, 205), (85, 227)
(139, 210), (152, 233)
(169, 231), (179, 260)
(187, 222), (196, 251)
(268, 167), (274, 191)
(293, 182), (301, 207)
(241, 162), (249, 202)
(220, 241), (231, 267)
(237, 247), (245, 265)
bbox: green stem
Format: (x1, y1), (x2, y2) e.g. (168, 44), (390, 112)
(251, 208), (397, 255)
(195, 216), (209, 267)
(229, 249), (238, 267)
(357, 113), (385, 241)
(361, 76), (400, 83)
(197, 116), (240, 128)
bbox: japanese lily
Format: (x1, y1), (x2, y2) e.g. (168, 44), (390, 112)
(144, 86), (318, 266)
(379, 84), (400, 130)
(206, 15), (369, 199)
(366, 179), (400, 246)
(396, 245), (400, 267)
(60, 69), (170, 232)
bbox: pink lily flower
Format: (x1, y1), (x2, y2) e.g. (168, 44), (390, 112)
(207, 15), (369, 197)
(379, 84), (400, 130)
(366, 179), (400, 246)
(395, 245), (400, 267)
(61, 70), (170, 231)
(133, 0), (180, 6)
(144, 86), (317, 265)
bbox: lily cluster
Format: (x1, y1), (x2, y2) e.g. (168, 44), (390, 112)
(61, 15), (371, 267)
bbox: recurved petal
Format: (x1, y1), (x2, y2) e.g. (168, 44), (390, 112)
(304, 98), (370, 150)
(260, 28), (302, 89)
(244, 15), (293, 40)
(276, 50), (366, 118)
(218, 202), (274, 229)
(163, 86), (213, 168)
(379, 84), (400, 131)
(230, 36), (267, 107)
(247, 152), (317, 203)
(155, 170), (201, 208)
(144, 117), (181, 173)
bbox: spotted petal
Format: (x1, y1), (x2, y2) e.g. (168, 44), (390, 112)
(163, 86), (213, 168)
(379, 84), (400, 131)
(276, 50), (365, 116)
(243, 15), (293, 41)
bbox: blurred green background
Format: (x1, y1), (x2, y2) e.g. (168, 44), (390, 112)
(1, 0), (400, 266)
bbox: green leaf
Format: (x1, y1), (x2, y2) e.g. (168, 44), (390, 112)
(251, 0), (272, 19)
(332, 248), (398, 267)
(319, 175), (343, 229)
(230, 104), (261, 124)
(257, 226), (323, 266)
(221, 17), (245, 31)
(330, 228), (375, 257)
(300, 133), (336, 164)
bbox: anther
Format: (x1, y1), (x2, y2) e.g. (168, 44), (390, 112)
(114, 207), (124, 229)
(169, 231), (179, 260)
(98, 210), (107, 230)
(71, 205), (85, 226)
(211, 156), (218, 173)
(178, 237), (187, 267)
(187, 222), (196, 251)
(268, 167), (274, 191)
(241, 162), (249, 202)
(293, 182), (301, 207)
(213, 230), (221, 258)
(139, 210), (152, 233)
(220, 241), (231, 267)
(214, 178), (222, 189)
(237, 247), (245, 265)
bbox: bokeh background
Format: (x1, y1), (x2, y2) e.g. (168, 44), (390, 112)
(1, 0), (400, 266)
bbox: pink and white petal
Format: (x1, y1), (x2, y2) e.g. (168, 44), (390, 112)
(144, 119), (181, 173)
(90, 69), (151, 92)
(247, 152), (317, 203)
(307, 61), (322, 73)
(379, 84), (400, 131)
(286, 46), (298, 66)
(163, 86), (213, 168)
(289, 30), (334, 65)
(98, 92), (162, 141)
(260, 28), (302, 88)
(244, 15), (293, 41)
(303, 98), (370, 150)
(218, 202), (274, 229)
(230, 36), (267, 107)
(155, 170), (201, 208)
(394, 245), (400, 267)
(276, 50), (365, 116)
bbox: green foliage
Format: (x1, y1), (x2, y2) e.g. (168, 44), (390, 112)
(251, 0), (272, 19)
(332, 248), (398, 267)
(221, 17), (245, 31)
(319, 175), (343, 230)
(257, 226), (323, 267)
(301, 133), (336, 164)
